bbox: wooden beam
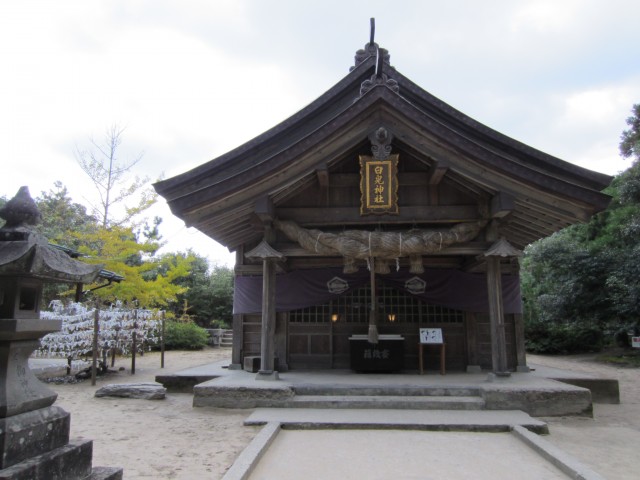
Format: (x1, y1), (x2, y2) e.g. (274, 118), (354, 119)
(187, 204), (255, 229)
(273, 241), (491, 257)
(213, 227), (260, 250)
(237, 256), (464, 272)
(428, 161), (449, 185)
(255, 196), (275, 223)
(234, 263), (288, 275)
(316, 165), (329, 188)
(510, 211), (559, 232)
(490, 192), (515, 219)
(276, 205), (480, 226)
(326, 172), (431, 188)
(504, 221), (553, 240)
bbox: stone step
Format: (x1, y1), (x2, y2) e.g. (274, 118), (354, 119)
(245, 408), (549, 434)
(88, 466), (124, 480)
(293, 384), (481, 397)
(0, 439), (93, 480)
(284, 395), (485, 410)
(220, 330), (233, 347)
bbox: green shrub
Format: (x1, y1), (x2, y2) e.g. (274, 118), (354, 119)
(525, 321), (604, 354)
(164, 321), (209, 350)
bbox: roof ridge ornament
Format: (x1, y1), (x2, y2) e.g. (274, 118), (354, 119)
(355, 19), (399, 97)
(369, 127), (393, 160)
(352, 18), (392, 70)
(359, 69), (399, 97)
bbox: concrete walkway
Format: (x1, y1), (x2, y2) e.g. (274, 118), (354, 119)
(207, 365), (613, 480)
(224, 409), (605, 480)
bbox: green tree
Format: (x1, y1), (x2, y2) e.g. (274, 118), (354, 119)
(70, 126), (194, 307)
(1, 182), (194, 309)
(167, 254), (234, 327)
(35, 182), (98, 249)
(74, 223), (192, 308)
(521, 231), (613, 326)
(620, 104), (640, 161)
(206, 264), (234, 326)
(521, 104), (640, 351)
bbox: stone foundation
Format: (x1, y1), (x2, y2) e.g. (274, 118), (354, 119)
(0, 405), (123, 480)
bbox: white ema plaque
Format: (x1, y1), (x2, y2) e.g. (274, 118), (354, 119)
(419, 328), (443, 344)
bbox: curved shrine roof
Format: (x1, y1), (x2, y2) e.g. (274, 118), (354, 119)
(154, 42), (612, 252)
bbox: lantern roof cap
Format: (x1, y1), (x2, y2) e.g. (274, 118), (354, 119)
(0, 187), (103, 283)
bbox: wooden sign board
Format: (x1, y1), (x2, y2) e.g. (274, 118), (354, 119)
(359, 154), (399, 215)
(419, 328), (443, 344)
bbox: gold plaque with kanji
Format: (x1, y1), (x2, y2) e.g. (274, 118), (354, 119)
(359, 154), (399, 215)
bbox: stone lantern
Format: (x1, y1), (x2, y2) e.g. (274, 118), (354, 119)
(0, 187), (122, 479)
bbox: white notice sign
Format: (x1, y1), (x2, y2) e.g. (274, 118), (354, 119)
(419, 328), (443, 344)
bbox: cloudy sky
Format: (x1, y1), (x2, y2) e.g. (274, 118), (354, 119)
(1, 0), (639, 266)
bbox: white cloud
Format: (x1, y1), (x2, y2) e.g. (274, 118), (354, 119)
(510, 0), (581, 33)
(560, 88), (633, 127)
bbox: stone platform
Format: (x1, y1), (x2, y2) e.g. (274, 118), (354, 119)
(528, 364), (620, 404)
(151, 361), (621, 417)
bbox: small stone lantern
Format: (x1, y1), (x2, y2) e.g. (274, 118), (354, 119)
(0, 187), (122, 479)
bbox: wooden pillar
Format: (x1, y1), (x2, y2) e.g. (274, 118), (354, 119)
(464, 312), (481, 373)
(275, 312), (289, 371)
(483, 237), (522, 378)
(513, 313), (529, 372)
(229, 313), (243, 370)
(258, 257), (277, 378)
(486, 256), (509, 376)
(244, 238), (285, 381)
(75, 283), (83, 302)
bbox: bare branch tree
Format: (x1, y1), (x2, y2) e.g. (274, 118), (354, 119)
(75, 125), (155, 227)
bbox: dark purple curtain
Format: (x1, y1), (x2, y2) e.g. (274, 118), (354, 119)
(234, 267), (522, 315)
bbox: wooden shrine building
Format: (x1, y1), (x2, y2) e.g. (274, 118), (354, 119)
(154, 37), (611, 379)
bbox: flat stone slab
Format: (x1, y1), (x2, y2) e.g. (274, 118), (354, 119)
(154, 359), (229, 393)
(95, 382), (166, 400)
(193, 376), (295, 408)
(238, 427), (604, 480)
(245, 408), (549, 434)
(286, 394), (485, 410)
(529, 364), (620, 404)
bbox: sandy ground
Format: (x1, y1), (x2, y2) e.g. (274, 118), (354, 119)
(528, 353), (640, 480)
(46, 349), (640, 479)
(49, 348), (258, 479)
